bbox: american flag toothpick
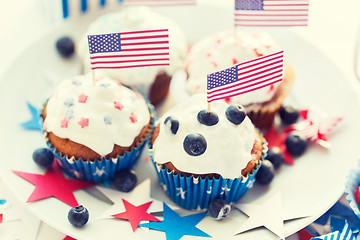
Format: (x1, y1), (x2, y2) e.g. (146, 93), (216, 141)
(87, 29), (170, 70)
(234, 0), (309, 27)
(207, 51), (283, 103)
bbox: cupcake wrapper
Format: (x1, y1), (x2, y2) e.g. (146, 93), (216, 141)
(151, 139), (268, 210)
(45, 102), (157, 183)
(345, 159), (360, 219)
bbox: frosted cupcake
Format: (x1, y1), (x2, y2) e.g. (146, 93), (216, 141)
(186, 30), (294, 128)
(77, 6), (188, 105)
(42, 73), (155, 183)
(150, 94), (267, 209)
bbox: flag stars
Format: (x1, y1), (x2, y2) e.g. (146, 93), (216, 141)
(78, 117), (89, 128)
(78, 93), (88, 103)
(114, 101), (124, 110)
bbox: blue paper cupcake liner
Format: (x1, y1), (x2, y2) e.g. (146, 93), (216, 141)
(345, 159), (360, 219)
(44, 102), (156, 183)
(150, 138), (268, 210)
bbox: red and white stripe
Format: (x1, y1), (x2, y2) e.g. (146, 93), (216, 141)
(207, 51), (283, 103)
(122, 0), (196, 6)
(235, 0), (309, 27)
(90, 29), (169, 70)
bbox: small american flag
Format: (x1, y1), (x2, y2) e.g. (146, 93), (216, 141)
(234, 0), (309, 27)
(207, 51), (283, 103)
(87, 29), (170, 70)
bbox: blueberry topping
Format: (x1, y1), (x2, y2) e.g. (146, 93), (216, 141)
(197, 110), (219, 126)
(225, 105), (246, 125)
(164, 116), (179, 135)
(279, 105), (300, 125)
(56, 37), (75, 58)
(285, 132), (308, 157)
(32, 148), (54, 169)
(68, 205), (89, 228)
(266, 147), (284, 169)
(208, 198), (231, 220)
(112, 170), (137, 192)
(255, 160), (275, 185)
(183, 133), (207, 156)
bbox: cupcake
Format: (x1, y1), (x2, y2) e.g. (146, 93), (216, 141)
(150, 94), (267, 210)
(185, 30), (295, 128)
(42, 73), (155, 183)
(77, 6), (188, 106)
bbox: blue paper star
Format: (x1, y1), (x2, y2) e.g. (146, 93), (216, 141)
(139, 203), (211, 240)
(20, 102), (42, 131)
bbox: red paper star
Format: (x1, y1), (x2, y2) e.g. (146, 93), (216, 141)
(114, 101), (124, 111)
(264, 125), (294, 165)
(0, 213), (3, 224)
(112, 199), (160, 232)
(78, 117), (89, 128)
(63, 236), (77, 240)
(78, 93), (88, 103)
(298, 228), (314, 240)
(13, 161), (94, 207)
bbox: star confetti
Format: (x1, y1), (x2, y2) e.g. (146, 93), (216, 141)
(264, 125), (294, 165)
(20, 102), (42, 131)
(285, 108), (343, 149)
(78, 117), (89, 128)
(78, 93), (88, 103)
(112, 199), (160, 232)
(13, 161), (95, 207)
(140, 203), (210, 240)
(96, 179), (169, 220)
(233, 192), (309, 239)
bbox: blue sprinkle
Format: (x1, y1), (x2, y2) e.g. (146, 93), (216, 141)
(100, 83), (110, 88)
(104, 115), (112, 125)
(0, 199), (6, 205)
(66, 109), (74, 120)
(64, 98), (74, 107)
(72, 79), (81, 86)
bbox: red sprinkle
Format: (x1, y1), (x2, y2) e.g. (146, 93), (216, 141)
(211, 61), (218, 68)
(254, 48), (263, 57)
(114, 101), (124, 110)
(224, 97), (232, 104)
(130, 113), (138, 123)
(206, 52), (212, 57)
(60, 117), (69, 128)
(78, 93), (88, 103)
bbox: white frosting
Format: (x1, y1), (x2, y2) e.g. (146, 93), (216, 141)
(186, 30), (282, 106)
(77, 6), (187, 96)
(153, 94), (255, 179)
(44, 74), (150, 157)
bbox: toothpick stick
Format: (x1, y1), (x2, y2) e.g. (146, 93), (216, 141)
(207, 102), (211, 113)
(91, 69), (96, 86)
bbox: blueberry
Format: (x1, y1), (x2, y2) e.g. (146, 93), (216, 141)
(112, 170), (137, 192)
(208, 198), (231, 220)
(197, 110), (219, 126)
(285, 132), (307, 157)
(225, 105), (246, 125)
(266, 147), (283, 169)
(255, 160), (275, 185)
(32, 148), (54, 169)
(56, 36), (75, 58)
(68, 205), (89, 228)
(183, 133), (207, 156)
(279, 105), (300, 125)
(164, 116), (179, 135)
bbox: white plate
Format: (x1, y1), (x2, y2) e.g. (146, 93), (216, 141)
(1, 4), (360, 240)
